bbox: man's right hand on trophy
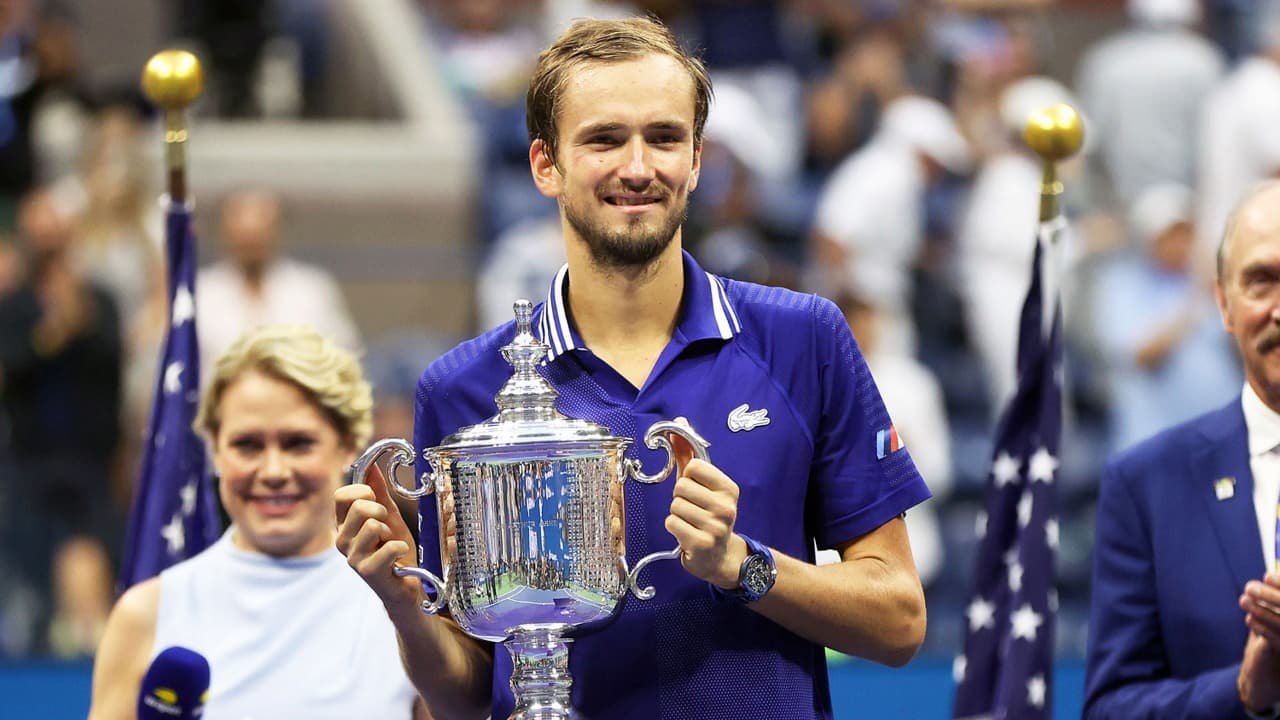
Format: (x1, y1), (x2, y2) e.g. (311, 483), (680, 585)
(335, 463), (422, 610)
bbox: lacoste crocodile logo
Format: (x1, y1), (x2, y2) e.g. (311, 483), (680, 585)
(727, 403), (771, 432)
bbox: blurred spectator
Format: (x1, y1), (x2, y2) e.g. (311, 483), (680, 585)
(1198, 1), (1280, 262)
(948, 15), (1043, 164)
(1092, 183), (1241, 453)
(476, 213), (565, 331)
(0, 1), (81, 229)
(688, 82), (804, 285)
(180, 0), (286, 118)
(0, 188), (121, 656)
(838, 291), (952, 587)
(1075, 0), (1225, 211)
(685, 0), (809, 182)
(421, 0), (550, 243)
(809, 94), (972, 356)
(54, 104), (165, 457)
(806, 25), (910, 170)
(46, 536), (111, 658)
(195, 189), (361, 380)
(1204, 0), (1264, 61)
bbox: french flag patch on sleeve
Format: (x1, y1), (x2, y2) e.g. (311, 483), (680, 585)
(876, 424), (904, 460)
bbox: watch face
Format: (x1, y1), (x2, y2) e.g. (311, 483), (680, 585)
(742, 554), (776, 596)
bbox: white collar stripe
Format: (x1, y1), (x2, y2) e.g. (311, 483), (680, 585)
(537, 309), (557, 360)
(542, 275), (566, 357)
(541, 260), (741, 361)
(715, 274), (742, 333)
(552, 265), (577, 353)
(706, 272), (734, 339)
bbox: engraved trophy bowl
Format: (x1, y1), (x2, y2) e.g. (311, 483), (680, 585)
(351, 300), (709, 720)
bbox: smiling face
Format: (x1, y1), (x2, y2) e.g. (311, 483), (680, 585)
(530, 53), (701, 272)
(1217, 184), (1280, 411)
(212, 370), (355, 558)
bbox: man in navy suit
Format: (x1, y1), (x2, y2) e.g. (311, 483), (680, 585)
(1086, 179), (1280, 718)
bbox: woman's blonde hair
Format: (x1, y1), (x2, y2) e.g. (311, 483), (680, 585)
(195, 325), (373, 449)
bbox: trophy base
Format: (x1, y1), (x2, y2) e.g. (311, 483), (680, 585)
(507, 623), (578, 720)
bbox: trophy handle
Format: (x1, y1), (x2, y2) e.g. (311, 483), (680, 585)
(350, 437), (433, 499)
(624, 420), (710, 484)
(624, 420), (711, 600)
(349, 438), (447, 614)
(393, 565), (448, 615)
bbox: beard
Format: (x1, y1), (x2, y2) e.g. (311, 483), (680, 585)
(563, 190), (688, 273)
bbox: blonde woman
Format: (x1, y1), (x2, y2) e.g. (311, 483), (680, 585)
(89, 325), (427, 719)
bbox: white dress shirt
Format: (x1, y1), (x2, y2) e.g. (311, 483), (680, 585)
(1243, 383), (1280, 572)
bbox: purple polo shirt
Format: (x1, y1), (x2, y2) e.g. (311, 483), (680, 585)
(413, 251), (930, 719)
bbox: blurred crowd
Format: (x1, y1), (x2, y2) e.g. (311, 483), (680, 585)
(0, 0), (1268, 665)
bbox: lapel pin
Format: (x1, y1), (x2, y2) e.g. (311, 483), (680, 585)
(1214, 476), (1236, 501)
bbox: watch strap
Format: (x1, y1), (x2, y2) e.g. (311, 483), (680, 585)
(709, 534), (776, 605)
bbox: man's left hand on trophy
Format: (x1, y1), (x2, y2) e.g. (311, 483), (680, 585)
(663, 419), (749, 591)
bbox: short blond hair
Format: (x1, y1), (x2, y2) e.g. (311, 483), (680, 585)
(526, 15), (712, 166)
(195, 325), (372, 449)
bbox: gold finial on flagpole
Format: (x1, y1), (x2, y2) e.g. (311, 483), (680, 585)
(141, 50), (204, 204)
(1024, 104), (1084, 223)
(142, 50), (204, 110)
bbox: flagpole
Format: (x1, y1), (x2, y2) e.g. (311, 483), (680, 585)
(119, 51), (216, 591)
(951, 104), (1083, 720)
(1024, 104), (1084, 224)
(141, 50), (204, 205)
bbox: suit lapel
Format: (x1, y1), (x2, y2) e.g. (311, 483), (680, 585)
(1198, 399), (1265, 590)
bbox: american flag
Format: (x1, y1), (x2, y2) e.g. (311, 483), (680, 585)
(953, 217), (1064, 719)
(119, 201), (220, 590)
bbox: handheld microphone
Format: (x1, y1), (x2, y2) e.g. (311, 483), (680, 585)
(137, 646), (210, 719)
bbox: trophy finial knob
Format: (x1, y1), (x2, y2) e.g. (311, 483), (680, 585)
(1023, 103), (1084, 163)
(142, 50), (205, 110)
(495, 299), (559, 420)
(513, 299), (533, 335)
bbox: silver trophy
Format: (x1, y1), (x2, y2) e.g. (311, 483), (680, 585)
(351, 300), (709, 719)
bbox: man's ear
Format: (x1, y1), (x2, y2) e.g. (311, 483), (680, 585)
(688, 141), (702, 194)
(1215, 279), (1232, 332)
(530, 139), (562, 200)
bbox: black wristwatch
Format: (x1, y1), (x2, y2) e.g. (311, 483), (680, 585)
(712, 534), (777, 604)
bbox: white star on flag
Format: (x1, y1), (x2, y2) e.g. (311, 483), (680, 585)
(1028, 446), (1059, 483)
(180, 479), (197, 516)
(967, 597), (996, 632)
(1010, 604), (1044, 641)
(953, 655), (967, 683)
(1017, 488), (1034, 528)
(171, 284), (195, 327)
(975, 510), (988, 539)
(992, 451), (1021, 488)
(1008, 560), (1024, 592)
(161, 513), (185, 556)
(1046, 518), (1059, 549)
(1027, 673), (1047, 708)
(164, 362), (185, 395)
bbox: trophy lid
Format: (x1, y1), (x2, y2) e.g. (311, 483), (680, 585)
(429, 300), (625, 454)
